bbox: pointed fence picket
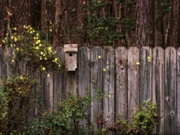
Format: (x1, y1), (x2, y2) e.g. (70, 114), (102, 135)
(152, 47), (164, 134)
(115, 47), (128, 120)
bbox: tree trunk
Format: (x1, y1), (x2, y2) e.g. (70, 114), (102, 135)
(53, 0), (61, 47)
(136, 0), (155, 48)
(13, 0), (32, 26)
(0, 0), (7, 45)
(66, 0), (78, 43)
(155, 0), (165, 48)
(41, 0), (48, 35)
(124, 1), (136, 47)
(168, 0), (180, 48)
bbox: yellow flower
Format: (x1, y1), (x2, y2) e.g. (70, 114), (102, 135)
(12, 27), (17, 31)
(14, 37), (18, 42)
(23, 25), (31, 29)
(35, 40), (41, 44)
(28, 27), (33, 31)
(36, 33), (39, 37)
(48, 47), (52, 53)
(147, 56), (151, 62)
(34, 37), (39, 40)
(26, 25), (31, 29)
(23, 25), (27, 29)
(42, 67), (46, 71)
(48, 47), (52, 51)
(98, 55), (102, 59)
(29, 30), (33, 34)
(52, 51), (56, 54)
(16, 47), (19, 51)
(47, 73), (50, 77)
(54, 58), (58, 63)
(136, 61), (140, 65)
(20, 76), (23, 80)
(35, 46), (39, 50)
(44, 57), (47, 60)
(103, 68), (106, 72)
(2, 39), (5, 44)
(39, 44), (42, 47)
(12, 59), (15, 63)
(40, 51), (44, 55)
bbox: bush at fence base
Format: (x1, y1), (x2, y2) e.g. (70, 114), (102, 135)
(105, 102), (158, 135)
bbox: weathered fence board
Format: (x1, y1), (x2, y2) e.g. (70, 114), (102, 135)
(102, 47), (114, 126)
(65, 71), (77, 94)
(4, 47), (14, 76)
(54, 47), (65, 111)
(0, 48), (4, 78)
(34, 72), (41, 118)
(90, 46), (103, 129)
(139, 47), (152, 103)
(177, 47), (180, 134)
(78, 47), (91, 96)
(164, 47), (176, 134)
(42, 69), (54, 112)
(78, 47), (91, 126)
(115, 47), (128, 119)
(19, 60), (27, 74)
(152, 47), (164, 134)
(128, 47), (139, 122)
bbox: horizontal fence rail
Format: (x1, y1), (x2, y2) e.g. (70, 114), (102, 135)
(0, 46), (180, 134)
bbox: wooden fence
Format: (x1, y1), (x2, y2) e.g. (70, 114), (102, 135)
(1, 46), (180, 134)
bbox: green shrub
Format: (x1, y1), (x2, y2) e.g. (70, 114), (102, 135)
(24, 92), (92, 135)
(0, 74), (36, 134)
(106, 102), (158, 135)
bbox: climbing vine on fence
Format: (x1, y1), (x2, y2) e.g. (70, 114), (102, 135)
(0, 25), (61, 134)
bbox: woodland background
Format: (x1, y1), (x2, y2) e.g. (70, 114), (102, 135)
(0, 0), (180, 134)
(0, 0), (179, 48)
